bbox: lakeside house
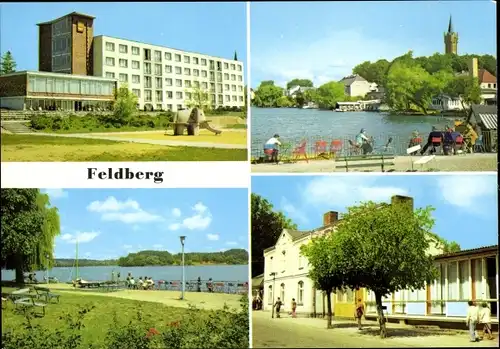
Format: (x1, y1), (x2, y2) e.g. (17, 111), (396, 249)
(261, 195), (499, 328)
(338, 74), (378, 98)
(286, 86), (315, 98)
(430, 94), (467, 111)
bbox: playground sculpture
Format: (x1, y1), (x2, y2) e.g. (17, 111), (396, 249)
(173, 107), (222, 136)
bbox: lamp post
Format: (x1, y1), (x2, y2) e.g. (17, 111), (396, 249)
(270, 272), (277, 318)
(180, 236), (186, 300)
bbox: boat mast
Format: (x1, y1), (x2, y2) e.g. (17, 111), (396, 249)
(75, 239), (79, 280)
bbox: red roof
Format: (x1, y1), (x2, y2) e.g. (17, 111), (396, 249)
(479, 69), (496, 84)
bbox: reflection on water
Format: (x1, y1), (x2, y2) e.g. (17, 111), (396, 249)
(251, 108), (454, 156)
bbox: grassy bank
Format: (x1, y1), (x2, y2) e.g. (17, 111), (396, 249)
(1, 135), (248, 162)
(2, 289), (248, 348)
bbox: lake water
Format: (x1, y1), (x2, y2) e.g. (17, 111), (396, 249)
(1, 265), (248, 283)
(251, 107), (455, 156)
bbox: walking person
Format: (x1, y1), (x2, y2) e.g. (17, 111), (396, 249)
(291, 298), (297, 318)
(466, 301), (480, 342)
(274, 297), (283, 318)
(480, 302), (494, 340)
(354, 298), (365, 330)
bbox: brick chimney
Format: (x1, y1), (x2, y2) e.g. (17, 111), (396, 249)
(323, 211), (339, 226)
(390, 195), (414, 211)
(469, 58), (478, 79)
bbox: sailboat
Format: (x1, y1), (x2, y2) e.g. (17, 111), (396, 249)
(67, 240), (79, 284)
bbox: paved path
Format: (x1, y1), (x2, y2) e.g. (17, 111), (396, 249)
(24, 132), (247, 149)
(252, 311), (498, 348)
(252, 154), (497, 173)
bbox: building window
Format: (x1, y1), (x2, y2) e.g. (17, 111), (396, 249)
(297, 281), (304, 304)
(224, 84), (229, 91)
(232, 85), (236, 92)
(175, 66), (182, 75)
(165, 78), (172, 86)
(459, 260), (470, 300)
(280, 283), (285, 302)
(224, 73), (229, 80)
(193, 81), (200, 88)
(132, 46), (140, 55)
(156, 104), (162, 110)
(165, 65), (172, 73)
(217, 83), (222, 93)
(105, 57), (115, 66)
(144, 76), (152, 88)
(119, 59), (128, 68)
(154, 64), (162, 76)
(232, 95), (237, 102)
(165, 52), (171, 60)
(201, 70), (207, 78)
(184, 55), (190, 64)
(209, 60), (215, 70)
(218, 94), (223, 104)
(105, 72), (115, 79)
(268, 285), (273, 304)
(237, 75), (242, 82)
(144, 49), (151, 61)
(193, 57), (199, 64)
(132, 89), (141, 97)
(166, 91), (173, 99)
(144, 63), (152, 75)
(154, 50), (162, 62)
(119, 74), (128, 83)
(238, 86), (243, 92)
(132, 75), (140, 84)
(224, 62), (229, 69)
(217, 61), (222, 71)
(186, 92), (192, 100)
(225, 95), (230, 102)
(201, 58), (207, 66)
(155, 77), (162, 89)
(174, 54), (181, 62)
(166, 104), (172, 110)
(217, 73), (222, 82)
(184, 68), (191, 76)
(230, 63), (235, 70)
(237, 65), (242, 71)
(202, 82), (208, 89)
(488, 83), (491, 88)
(176, 91), (183, 99)
(298, 254), (304, 269)
(210, 83), (215, 92)
(175, 79), (182, 87)
(231, 74), (236, 81)
(472, 259), (483, 299)
(447, 262), (458, 300)
(144, 90), (152, 102)
(193, 69), (199, 77)
(132, 60), (140, 69)
(155, 90), (163, 102)
(119, 44), (128, 54)
(239, 96), (244, 102)
(105, 42), (115, 52)
(185, 80), (192, 88)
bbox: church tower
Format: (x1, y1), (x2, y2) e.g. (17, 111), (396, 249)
(444, 15), (458, 55)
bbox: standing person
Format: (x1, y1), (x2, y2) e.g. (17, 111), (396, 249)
(480, 302), (494, 340)
(117, 272), (121, 282)
(274, 297), (283, 318)
(197, 277), (202, 292)
(291, 298), (297, 318)
(354, 298), (365, 330)
(111, 270), (115, 282)
(466, 301), (479, 342)
(263, 134), (282, 163)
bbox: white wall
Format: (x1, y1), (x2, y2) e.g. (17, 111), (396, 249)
(0, 97), (26, 110)
(349, 81), (373, 97)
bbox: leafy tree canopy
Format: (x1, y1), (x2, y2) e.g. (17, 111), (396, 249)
(286, 79), (314, 90)
(0, 51), (16, 75)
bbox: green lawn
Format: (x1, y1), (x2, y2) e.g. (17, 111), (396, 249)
(1, 135), (248, 161)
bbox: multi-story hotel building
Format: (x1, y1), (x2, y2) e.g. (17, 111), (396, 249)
(0, 11), (244, 112)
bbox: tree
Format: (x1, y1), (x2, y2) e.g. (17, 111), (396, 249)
(234, 51), (238, 61)
(276, 95), (294, 108)
(251, 194), (297, 277)
(113, 84), (138, 124)
(304, 199), (438, 338)
(185, 84), (212, 110)
(313, 81), (345, 109)
(0, 51), (16, 75)
(352, 59), (390, 86)
(295, 91), (306, 108)
(444, 75), (482, 111)
(1, 189), (61, 283)
(286, 79), (313, 90)
(252, 81), (284, 108)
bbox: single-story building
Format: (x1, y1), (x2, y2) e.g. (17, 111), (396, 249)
(465, 104), (497, 152)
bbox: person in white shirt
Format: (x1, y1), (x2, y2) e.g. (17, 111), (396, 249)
(480, 302), (493, 340)
(465, 301), (480, 342)
(264, 134), (282, 163)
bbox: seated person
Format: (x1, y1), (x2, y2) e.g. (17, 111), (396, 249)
(138, 277), (144, 289)
(147, 277), (155, 289)
(129, 277), (136, 289)
(263, 134), (281, 163)
(420, 127), (443, 155)
(355, 129), (372, 155)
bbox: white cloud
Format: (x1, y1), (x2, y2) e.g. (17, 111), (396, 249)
(87, 196), (163, 224)
(226, 241), (238, 246)
(168, 223), (181, 231)
(43, 189), (68, 199)
(207, 233), (219, 241)
(171, 208), (182, 218)
(437, 175), (496, 212)
(281, 197), (309, 224)
(168, 202), (212, 231)
(122, 244), (133, 249)
(60, 231), (100, 244)
(253, 28), (407, 86)
(303, 176), (408, 208)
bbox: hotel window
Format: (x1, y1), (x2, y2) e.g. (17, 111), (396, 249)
(193, 81), (200, 88)
(144, 90), (152, 102)
(176, 91), (183, 99)
(209, 60), (215, 70)
(144, 76), (152, 88)
(239, 96), (244, 102)
(225, 95), (230, 102)
(210, 83), (215, 92)
(165, 78), (172, 86)
(193, 57), (199, 64)
(165, 52), (171, 60)
(217, 83), (222, 93)
(217, 73), (222, 82)
(166, 104), (172, 110)
(175, 79), (182, 87)
(175, 66), (182, 75)
(217, 61), (222, 71)
(166, 91), (173, 99)
(193, 69), (199, 77)
(132, 75), (140, 84)
(105, 72), (115, 79)
(218, 94), (223, 104)
(186, 92), (192, 100)
(176, 104), (183, 110)
(459, 260), (470, 300)
(132, 46), (140, 55)
(155, 77), (162, 89)
(174, 54), (181, 62)
(119, 44), (128, 54)
(209, 72), (215, 81)
(46, 78), (54, 93)
(232, 95), (237, 102)
(105, 42), (115, 51)
(132, 60), (140, 69)
(201, 58), (207, 66)
(237, 65), (242, 71)
(224, 73), (229, 80)
(132, 89), (141, 97)
(144, 63), (152, 75)
(119, 74), (128, 83)
(224, 84), (229, 91)
(201, 82), (208, 89)
(268, 285), (273, 304)
(144, 49), (151, 61)
(154, 50), (162, 62)
(231, 74), (236, 81)
(238, 86), (243, 92)
(165, 65), (172, 73)
(154, 64), (162, 76)
(105, 57), (115, 66)
(224, 62), (229, 69)
(280, 283), (285, 302)
(297, 281), (304, 304)
(232, 85), (236, 92)
(230, 63), (235, 70)
(184, 68), (191, 76)
(119, 59), (128, 68)
(185, 80), (192, 88)
(155, 90), (163, 102)
(237, 75), (242, 82)
(54, 79), (64, 93)
(201, 70), (207, 77)
(298, 254), (304, 269)
(184, 55), (190, 64)
(447, 262), (458, 300)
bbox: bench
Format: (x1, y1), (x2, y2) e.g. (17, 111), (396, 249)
(335, 154), (395, 172)
(10, 288), (47, 316)
(407, 144), (435, 171)
(34, 286), (60, 303)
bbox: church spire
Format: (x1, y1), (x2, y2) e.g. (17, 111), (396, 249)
(448, 15), (454, 33)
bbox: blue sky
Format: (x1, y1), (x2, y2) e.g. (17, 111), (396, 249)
(1, 2), (246, 73)
(250, 0), (497, 88)
(42, 189), (248, 260)
(252, 174), (498, 250)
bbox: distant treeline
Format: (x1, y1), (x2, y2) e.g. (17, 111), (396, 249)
(52, 249), (248, 267)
